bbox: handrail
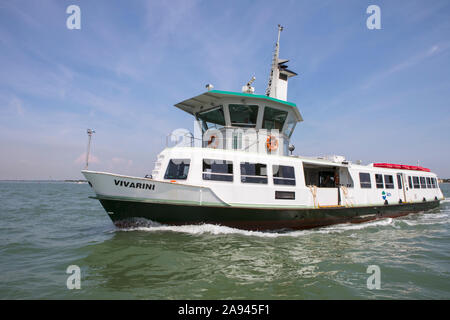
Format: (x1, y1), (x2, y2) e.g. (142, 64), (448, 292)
(165, 128), (288, 156)
(166, 132), (199, 147)
(202, 172), (233, 176)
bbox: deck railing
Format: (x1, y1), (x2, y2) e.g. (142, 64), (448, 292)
(165, 128), (289, 156)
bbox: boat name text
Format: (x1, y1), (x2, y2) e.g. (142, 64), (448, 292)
(114, 179), (155, 190)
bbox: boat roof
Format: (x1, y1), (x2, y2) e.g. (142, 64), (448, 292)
(174, 90), (303, 122)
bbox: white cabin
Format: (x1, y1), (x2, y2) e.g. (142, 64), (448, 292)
(151, 145), (443, 209)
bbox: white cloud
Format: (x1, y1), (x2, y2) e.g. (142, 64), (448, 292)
(10, 97), (24, 116)
(74, 152), (100, 165)
(104, 157), (134, 173)
(362, 42), (449, 90)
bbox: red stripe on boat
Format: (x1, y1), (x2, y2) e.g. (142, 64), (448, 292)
(373, 163), (430, 172)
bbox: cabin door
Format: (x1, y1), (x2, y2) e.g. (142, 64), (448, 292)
(398, 173), (407, 203)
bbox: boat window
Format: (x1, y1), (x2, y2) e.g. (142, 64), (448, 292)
(413, 176), (420, 189)
(273, 165), (296, 186)
(384, 175), (394, 189)
(202, 159), (233, 182)
(262, 107), (288, 131)
(229, 104), (259, 128)
(164, 159), (190, 180)
(432, 178), (437, 188)
(283, 114), (296, 137)
(419, 177), (426, 189)
(426, 177), (432, 188)
(359, 173), (371, 189)
(397, 174), (403, 189)
(240, 162), (267, 184)
(375, 174), (384, 189)
(275, 191), (295, 200)
(408, 176), (413, 189)
(197, 106), (225, 131)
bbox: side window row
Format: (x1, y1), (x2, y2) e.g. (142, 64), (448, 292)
(411, 176), (438, 189)
(165, 159), (296, 185)
(374, 173), (395, 189)
(359, 172), (438, 189)
(165, 160), (439, 190)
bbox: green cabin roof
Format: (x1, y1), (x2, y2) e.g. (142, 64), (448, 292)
(174, 89), (302, 122)
(208, 90), (297, 108)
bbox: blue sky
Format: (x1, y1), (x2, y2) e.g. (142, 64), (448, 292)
(0, 0), (449, 179)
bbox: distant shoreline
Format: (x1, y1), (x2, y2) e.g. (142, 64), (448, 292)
(0, 180), (87, 183)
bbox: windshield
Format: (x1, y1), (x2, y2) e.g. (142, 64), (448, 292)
(229, 104), (259, 128)
(196, 106), (225, 132)
(283, 113), (296, 137)
(262, 106), (288, 130)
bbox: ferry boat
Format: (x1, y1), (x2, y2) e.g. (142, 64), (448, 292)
(82, 26), (444, 231)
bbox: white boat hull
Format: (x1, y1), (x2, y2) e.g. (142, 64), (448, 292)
(82, 170), (228, 207)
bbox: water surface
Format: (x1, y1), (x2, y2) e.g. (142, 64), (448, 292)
(0, 182), (449, 299)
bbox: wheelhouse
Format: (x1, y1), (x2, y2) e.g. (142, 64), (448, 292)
(173, 90), (303, 155)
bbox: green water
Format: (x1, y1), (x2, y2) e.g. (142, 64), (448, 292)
(0, 182), (449, 299)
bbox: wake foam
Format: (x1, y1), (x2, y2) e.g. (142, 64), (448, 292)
(320, 218), (394, 232)
(396, 211), (449, 227)
(115, 217), (402, 238)
(119, 221), (305, 238)
(115, 200), (450, 237)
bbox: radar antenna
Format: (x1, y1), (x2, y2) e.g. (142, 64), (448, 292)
(242, 76), (256, 94)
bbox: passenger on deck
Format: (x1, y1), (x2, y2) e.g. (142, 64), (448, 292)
(321, 176), (335, 188)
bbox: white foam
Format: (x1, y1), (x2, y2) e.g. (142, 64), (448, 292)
(441, 198), (450, 203)
(115, 200), (450, 237)
(398, 211), (449, 227)
(319, 218), (394, 232)
(121, 223), (308, 238)
(116, 217), (400, 238)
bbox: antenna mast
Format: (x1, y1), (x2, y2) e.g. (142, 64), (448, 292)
(265, 24), (283, 96)
(85, 129), (95, 169)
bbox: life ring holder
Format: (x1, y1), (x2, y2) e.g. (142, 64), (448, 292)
(266, 135), (278, 152)
(207, 135), (219, 149)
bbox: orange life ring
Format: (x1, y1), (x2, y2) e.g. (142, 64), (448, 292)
(207, 135), (219, 149)
(266, 135), (278, 151)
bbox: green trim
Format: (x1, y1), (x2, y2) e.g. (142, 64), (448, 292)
(209, 90), (297, 108)
(92, 194), (440, 211)
(94, 194), (313, 209)
(94, 194), (227, 207)
(229, 202), (311, 209)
